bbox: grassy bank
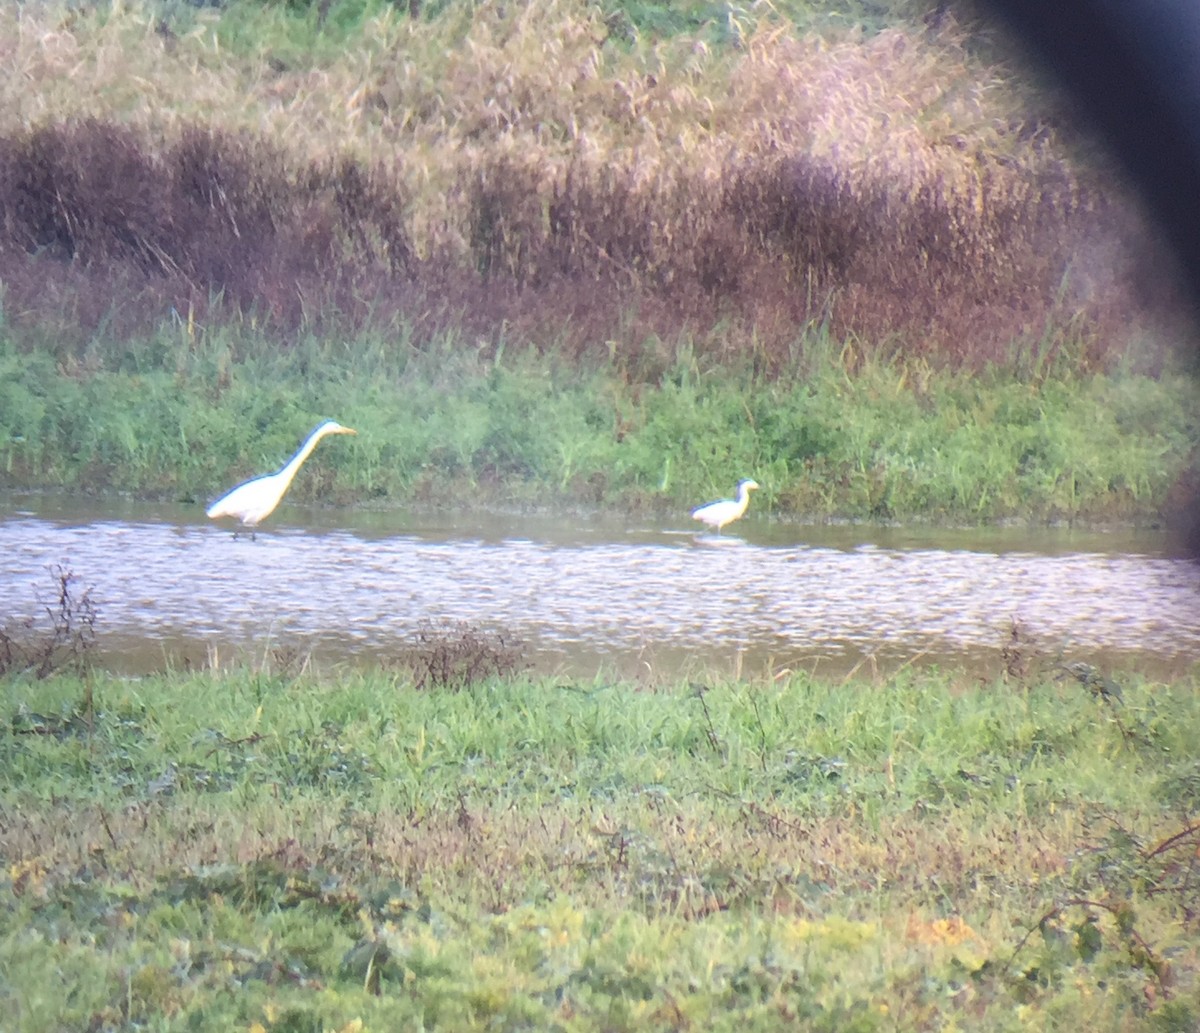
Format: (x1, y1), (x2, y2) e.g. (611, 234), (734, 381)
(2, 662), (1198, 1031)
(0, 1), (1195, 524)
(0, 318), (1194, 523)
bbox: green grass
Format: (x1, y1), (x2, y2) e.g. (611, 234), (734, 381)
(2, 663), (1198, 1030)
(157, 0), (934, 59)
(0, 318), (1193, 523)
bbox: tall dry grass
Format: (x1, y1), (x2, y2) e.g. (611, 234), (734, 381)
(0, 1), (1184, 373)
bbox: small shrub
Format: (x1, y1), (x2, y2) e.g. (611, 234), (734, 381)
(400, 619), (526, 690)
(1010, 810), (1200, 1004)
(0, 565), (97, 679)
(1000, 615), (1040, 681)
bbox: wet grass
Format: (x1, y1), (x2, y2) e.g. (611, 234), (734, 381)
(0, 317), (1193, 524)
(2, 660), (1198, 1031)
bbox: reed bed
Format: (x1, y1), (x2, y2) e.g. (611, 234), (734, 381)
(0, 0), (1185, 374)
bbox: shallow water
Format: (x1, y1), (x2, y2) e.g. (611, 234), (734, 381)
(1, 493), (1198, 680)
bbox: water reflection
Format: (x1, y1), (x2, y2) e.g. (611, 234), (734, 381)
(1, 494), (1198, 679)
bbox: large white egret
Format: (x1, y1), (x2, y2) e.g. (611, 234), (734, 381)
(691, 478), (760, 533)
(206, 419), (357, 535)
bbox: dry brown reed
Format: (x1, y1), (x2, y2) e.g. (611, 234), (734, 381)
(0, 2), (1183, 372)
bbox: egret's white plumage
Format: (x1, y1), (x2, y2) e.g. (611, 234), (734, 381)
(691, 478), (759, 533)
(206, 419), (357, 534)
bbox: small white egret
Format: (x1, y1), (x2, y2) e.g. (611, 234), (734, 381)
(691, 478), (760, 534)
(206, 419), (357, 535)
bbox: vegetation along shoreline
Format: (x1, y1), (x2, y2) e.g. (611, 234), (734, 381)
(0, 0), (1194, 528)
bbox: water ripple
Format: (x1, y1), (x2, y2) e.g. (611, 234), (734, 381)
(1, 502), (1198, 677)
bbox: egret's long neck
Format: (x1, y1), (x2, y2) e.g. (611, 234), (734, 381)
(281, 425), (332, 481)
(736, 483), (751, 512)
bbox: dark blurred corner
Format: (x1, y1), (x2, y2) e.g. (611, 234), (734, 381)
(980, 0), (1200, 556)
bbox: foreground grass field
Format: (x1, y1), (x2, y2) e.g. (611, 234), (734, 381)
(2, 659), (1198, 1031)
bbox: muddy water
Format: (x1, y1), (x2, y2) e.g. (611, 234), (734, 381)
(1, 494), (1198, 680)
